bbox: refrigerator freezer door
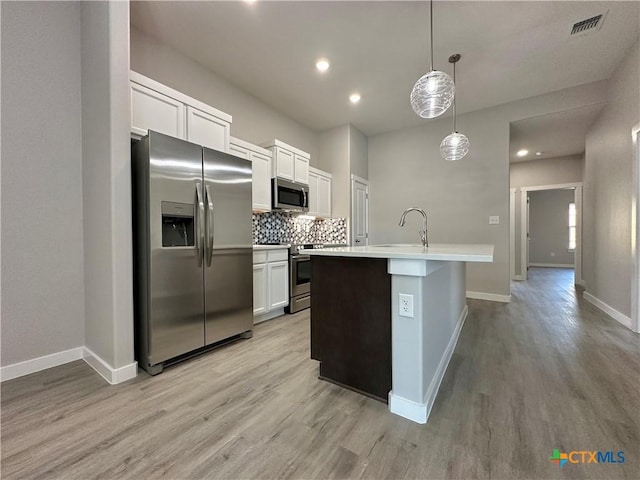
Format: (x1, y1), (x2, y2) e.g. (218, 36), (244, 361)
(203, 148), (253, 345)
(147, 131), (205, 364)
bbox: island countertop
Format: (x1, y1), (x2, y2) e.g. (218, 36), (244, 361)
(305, 243), (494, 262)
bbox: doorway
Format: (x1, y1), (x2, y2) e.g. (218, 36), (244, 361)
(351, 175), (369, 246)
(518, 183), (583, 283)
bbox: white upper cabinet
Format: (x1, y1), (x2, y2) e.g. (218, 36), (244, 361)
(273, 147), (295, 181)
(130, 82), (185, 139)
(262, 139), (310, 185)
(186, 106), (229, 152)
(230, 136), (273, 212)
(294, 154), (309, 185)
(130, 71), (231, 152)
(308, 167), (332, 217)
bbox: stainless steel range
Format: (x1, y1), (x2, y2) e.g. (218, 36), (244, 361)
(286, 243), (346, 314)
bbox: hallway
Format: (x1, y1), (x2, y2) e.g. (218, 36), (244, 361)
(1, 268), (638, 479)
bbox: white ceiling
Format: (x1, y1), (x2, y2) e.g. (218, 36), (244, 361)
(509, 103), (605, 163)
(130, 1), (639, 136)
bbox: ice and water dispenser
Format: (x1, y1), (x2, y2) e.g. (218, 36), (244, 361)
(161, 201), (195, 247)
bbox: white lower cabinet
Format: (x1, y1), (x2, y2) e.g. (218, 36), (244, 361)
(253, 249), (289, 323)
(267, 261), (289, 310)
(252, 263), (267, 316)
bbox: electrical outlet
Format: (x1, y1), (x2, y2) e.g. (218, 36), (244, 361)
(489, 216), (500, 225)
(399, 294), (414, 318)
(550, 252), (556, 257)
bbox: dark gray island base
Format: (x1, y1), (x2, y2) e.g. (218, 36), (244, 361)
(310, 256), (392, 402)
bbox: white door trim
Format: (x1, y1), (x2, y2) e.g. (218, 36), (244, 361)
(632, 122), (640, 333)
(520, 183), (583, 284)
(509, 188), (517, 280)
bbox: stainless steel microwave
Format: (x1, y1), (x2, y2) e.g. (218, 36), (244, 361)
(272, 178), (309, 212)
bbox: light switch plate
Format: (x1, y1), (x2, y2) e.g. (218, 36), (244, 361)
(489, 216), (500, 225)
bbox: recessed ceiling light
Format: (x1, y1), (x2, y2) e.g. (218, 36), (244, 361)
(517, 149), (529, 157)
(535, 151), (543, 156)
(316, 59), (330, 73)
(244, 0), (257, 4)
(349, 93), (361, 104)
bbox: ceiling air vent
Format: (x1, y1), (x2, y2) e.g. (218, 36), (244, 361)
(570, 12), (607, 36)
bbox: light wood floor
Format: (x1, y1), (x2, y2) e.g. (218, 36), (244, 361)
(2, 268), (638, 479)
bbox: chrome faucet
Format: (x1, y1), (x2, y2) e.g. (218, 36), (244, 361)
(399, 208), (428, 247)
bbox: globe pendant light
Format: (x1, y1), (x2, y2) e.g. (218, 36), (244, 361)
(440, 54), (470, 161)
(410, 0), (455, 118)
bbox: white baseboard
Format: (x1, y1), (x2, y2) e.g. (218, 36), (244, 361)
(466, 291), (511, 303)
(389, 305), (468, 424)
(583, 292), (634, 331)
(529, 263), (574, 268)
(575, 279), (586, 288)
(0, 346), (137, 384)
(512, 275), (525, 281)
(83, 347), (138, 385)
(0, 347), (84, 382)
(423, 304), (468, 419)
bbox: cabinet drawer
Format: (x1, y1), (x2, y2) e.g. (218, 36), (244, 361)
(253, 251), (268, 264)
(267, 249), (289, 262)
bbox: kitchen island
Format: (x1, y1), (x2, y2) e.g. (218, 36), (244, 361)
(307, 244), (493, 424)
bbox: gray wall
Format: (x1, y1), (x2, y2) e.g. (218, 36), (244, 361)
(317, 125), (350, 219)
(81, 1), (134, 368)
(510, 154), (584, 277)
(368, 81), (608, 298)
(130, 27), (320, 162)
(528, 189), (575, 266)
(1, 2), (85, 365)
(349, 124), (368, 181)
(584, 41), (639, 318)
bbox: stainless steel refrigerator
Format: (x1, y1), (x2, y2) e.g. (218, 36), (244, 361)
(132, 131), (253, 375)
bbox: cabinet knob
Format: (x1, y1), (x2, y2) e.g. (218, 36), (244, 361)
(355, 239), (361, 243)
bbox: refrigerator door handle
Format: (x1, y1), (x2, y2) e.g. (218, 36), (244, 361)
(205, 185), (214, 267)
(195, 182), (205, 267)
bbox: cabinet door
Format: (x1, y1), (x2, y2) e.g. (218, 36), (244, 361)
(318, 174), (332, 217)
(229, 142), (250, 160)
(307, 170), (319, 216)
(131, 82), (185, 139)
(268, 261), (289, 310)
(253, 263), (267, 316)
(294, 154), (310, 185)
(251, 151), (272, 212)
(274, 148), (295, 181)
(186, 106), (230, 152)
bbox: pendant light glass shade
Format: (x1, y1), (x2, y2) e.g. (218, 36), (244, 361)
(440, 132), (470, 161)
(410, 71), (455, 118)
(410, 0), (454, 119)
(440, 53), (470, 161)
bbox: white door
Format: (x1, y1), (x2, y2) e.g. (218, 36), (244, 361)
(351, 175), (369, 246)
(253, 263), (267, 316)
(186, 106), (230, 152)
(130, 82), (185, 139)
(317, 175), (331, 217)
(267, 261), (289, 310)
(251, 151), (272, 212)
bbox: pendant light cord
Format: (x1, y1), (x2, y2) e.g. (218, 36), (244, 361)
(429, 0), (434, 71)
(452, 61), (457, 132)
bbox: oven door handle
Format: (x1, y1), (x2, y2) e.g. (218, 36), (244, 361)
(291, 255), (310, 261)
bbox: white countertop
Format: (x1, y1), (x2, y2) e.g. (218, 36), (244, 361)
(253, 244), (290, 251)
(304, 243), (494, 262)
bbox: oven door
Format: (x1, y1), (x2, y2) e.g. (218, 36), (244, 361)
(290, 254), (311, 297)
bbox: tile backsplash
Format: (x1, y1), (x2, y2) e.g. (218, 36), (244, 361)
(253, 211), (347, 245)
